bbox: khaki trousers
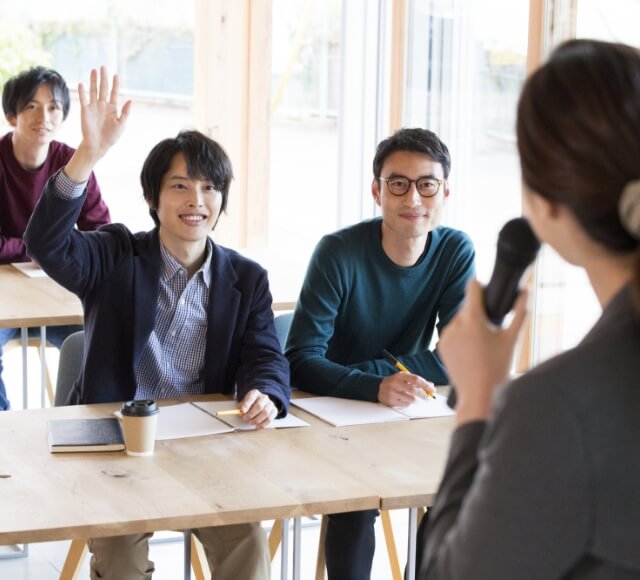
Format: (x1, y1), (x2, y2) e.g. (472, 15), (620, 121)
(88, 522), (270, 580)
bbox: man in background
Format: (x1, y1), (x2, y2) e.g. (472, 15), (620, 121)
(0, 66), (110, 410)
(286, 127), (475, 579)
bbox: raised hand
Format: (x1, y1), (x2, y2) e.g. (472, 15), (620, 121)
(65, 66), (132, 183)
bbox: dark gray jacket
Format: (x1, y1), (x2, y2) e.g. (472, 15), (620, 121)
(420, 286), (640, 579)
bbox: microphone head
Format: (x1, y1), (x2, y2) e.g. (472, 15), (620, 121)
(447, 217), (540, 410)
(484, 216), (541, 326)
(497, 217), (541, 267)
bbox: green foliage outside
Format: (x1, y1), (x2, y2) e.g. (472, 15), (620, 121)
(0, 21), (51, 92)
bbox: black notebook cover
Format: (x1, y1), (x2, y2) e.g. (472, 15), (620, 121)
(47, 417), (125, 453)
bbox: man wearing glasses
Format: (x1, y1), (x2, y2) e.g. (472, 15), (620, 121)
(285, 127), (475, 579)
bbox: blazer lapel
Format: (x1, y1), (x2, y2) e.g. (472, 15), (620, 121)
(132, 231), (162, 367)
(205, 244), (241, 389)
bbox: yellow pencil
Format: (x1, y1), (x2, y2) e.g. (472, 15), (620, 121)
(382, 349), (436, 399)
(216, 408), (243, 416)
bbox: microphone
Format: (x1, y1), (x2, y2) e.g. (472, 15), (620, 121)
(446, 217), (540, 408)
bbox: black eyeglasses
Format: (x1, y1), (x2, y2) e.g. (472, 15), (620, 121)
(379, 175), (444, 198)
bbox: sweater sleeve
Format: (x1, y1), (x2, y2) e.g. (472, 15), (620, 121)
(286, 236), (383, 400)
(0, 172), (108, 262)
(0, 233), (28, 263)
(347, 232), (475, 386)
(25, 171), (87, 273)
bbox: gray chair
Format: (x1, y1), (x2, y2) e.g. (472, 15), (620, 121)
(55, 330), (85, 406)
(274, 311), (294, 351)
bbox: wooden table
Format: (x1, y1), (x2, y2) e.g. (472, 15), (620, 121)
(0, 397), (454, 579)
(347, 415), (454, 579)
(0, 399), (379, 580)
(0, 265), (84, 408)
(287, 408), (454, 579)
(0, 264), (83, 330)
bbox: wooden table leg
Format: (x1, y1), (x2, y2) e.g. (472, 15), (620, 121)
(314, 515), (328, 580)
(190, 533), (209, 580)
(59, 539), (87, 580)
(381, 510), (402, 580)
(269, 519), (283, 560)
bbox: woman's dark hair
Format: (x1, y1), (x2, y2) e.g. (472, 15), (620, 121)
(373, 127), (451, 179)
(517, 39), (640, 313)
(140, 130), (233, 227)
(2, 66), (70, 120)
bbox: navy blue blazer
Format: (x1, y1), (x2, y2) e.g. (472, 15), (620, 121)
(25, 176), (291, 413)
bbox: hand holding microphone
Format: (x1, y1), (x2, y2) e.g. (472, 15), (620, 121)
(444, 217), (540, 412)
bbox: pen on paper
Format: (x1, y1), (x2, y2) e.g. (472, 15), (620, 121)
(216, 408), (243, 416)
(382, 349), (436, 399)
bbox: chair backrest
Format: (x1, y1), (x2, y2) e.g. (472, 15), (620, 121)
(274, 311), (294, 351)
(55, 330), (85, 407)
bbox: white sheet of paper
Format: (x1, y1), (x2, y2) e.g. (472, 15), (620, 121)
(193, 401), (310, 430)
(291, 396), (409, 427)
(392, 393), (455, 419)
(11, 262), (47, 278)
(154, 403), (233, 440)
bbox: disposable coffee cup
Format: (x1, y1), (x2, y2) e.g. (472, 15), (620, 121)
(121, 400), (159, 456)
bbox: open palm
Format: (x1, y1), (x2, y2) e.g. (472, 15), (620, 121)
(78, 66), (132, 163)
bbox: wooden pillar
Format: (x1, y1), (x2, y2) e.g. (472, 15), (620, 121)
(194, 0), (272, 248)
(526, 0), (545, 75)
(519, 0), (578, 372)
(389, 0), (406, 134)
(515, 0), (545, 374)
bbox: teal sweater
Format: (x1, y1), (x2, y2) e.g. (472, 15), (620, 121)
(286, 218), (475, 401)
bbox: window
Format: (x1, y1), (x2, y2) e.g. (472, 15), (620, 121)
(266, 0), (342, 293)
(0, 0), (195, 234)
(529, 0), (640, 364)
(6, 0), (630, 346)
(251, 0), (390, 301)
(403, 0), (529, 281)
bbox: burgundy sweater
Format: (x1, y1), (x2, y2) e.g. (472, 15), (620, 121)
(0, 131), (110, 263)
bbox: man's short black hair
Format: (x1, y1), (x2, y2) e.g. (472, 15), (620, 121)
(2, 66), (71, 120)
(372, 127), (451, 179)
(140, 130), (234, 227)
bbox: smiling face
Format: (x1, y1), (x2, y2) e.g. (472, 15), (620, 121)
(7, 84), (64, 149)
(372, 150), (450, 245)
(151, 152), (223, 261)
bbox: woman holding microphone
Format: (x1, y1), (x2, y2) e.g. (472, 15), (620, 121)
(419, 39), (640, 579)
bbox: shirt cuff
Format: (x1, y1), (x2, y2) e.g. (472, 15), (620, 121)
(54, 168), (88, 199)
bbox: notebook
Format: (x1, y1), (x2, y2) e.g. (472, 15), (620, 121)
(154, 402), (310, 440)
(47, 417), (125, 453)
(194, 401), (310, 431)
(291, 394), (454, 427)
(11, 261), (47, 278)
